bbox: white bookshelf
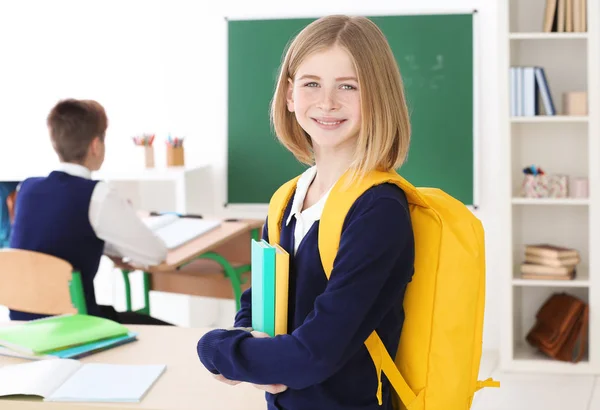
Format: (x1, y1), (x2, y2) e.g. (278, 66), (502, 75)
(510, 115), (589, 123)
(500, 0), (599, 374)
(509, 32), (588, 40)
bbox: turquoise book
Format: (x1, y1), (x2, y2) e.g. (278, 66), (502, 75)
(251, 239), (276, 337)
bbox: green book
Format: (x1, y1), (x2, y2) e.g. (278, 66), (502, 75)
(0, 314), (129, 355)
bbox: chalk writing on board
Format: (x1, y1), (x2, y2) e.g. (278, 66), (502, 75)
(401, 54), (445, 90)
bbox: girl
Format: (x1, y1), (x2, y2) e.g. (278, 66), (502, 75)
(197, 15), (415, 410)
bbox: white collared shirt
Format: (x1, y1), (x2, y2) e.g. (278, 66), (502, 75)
(285, 166), (333, 254)
(56, 163), (168, 266)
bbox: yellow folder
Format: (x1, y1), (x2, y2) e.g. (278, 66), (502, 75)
(274, 244), (290, 335)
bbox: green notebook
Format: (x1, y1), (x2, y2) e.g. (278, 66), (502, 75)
(0, 314), (129, 355)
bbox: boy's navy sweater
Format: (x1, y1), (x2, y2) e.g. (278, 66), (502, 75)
(9, 171), (105, 321)
(197, 183), (415, 410)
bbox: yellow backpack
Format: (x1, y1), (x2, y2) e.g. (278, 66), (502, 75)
(267, 169), (499, 410)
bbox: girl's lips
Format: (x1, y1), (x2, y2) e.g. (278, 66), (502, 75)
(312, 118), (347, 130)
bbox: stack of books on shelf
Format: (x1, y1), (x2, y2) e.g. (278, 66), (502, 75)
(510, 66), (555, 117)
(543, 0), (587, 33)
(251, 239), (290, 337)
(520, 244), (580, 280)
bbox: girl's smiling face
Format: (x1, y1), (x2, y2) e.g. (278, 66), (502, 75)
(287, 45), (362, 153)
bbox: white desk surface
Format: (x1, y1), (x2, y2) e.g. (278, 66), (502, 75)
(0, 165), (208, 183)
(0, 325), (266, 410)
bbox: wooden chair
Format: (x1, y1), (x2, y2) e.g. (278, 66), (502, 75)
(0, 249), (87, 315)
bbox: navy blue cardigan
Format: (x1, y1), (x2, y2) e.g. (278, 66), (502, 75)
(197, 183), (415, 410)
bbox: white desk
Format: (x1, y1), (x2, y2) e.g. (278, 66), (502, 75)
(0, 325), (266, 410)
(0, 165), (211, 214)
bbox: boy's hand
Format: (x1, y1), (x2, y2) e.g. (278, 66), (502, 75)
(213, 374), (241, 386)
(250, 330), (288, 394)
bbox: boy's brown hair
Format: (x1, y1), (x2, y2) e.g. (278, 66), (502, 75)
(271, 15), (411, 181)
(47, 99), (108, 163)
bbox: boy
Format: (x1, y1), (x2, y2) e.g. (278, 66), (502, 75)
(9, 98), (170, 325)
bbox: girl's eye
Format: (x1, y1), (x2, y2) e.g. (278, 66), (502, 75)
(304, 82), (319, 87)
(341, 84), (357, 90)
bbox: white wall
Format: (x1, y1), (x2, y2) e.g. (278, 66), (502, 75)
(0, 0), (503, 350)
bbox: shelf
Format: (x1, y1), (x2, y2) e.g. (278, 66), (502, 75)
(509, 343), (592, 374)
(511, 116), (589, 123)
(512, 197), (589, 205)
(512, 268), (589, 287)
(509, 32), (588, 40)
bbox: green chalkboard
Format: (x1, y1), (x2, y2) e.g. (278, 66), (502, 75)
(227, 14), (474, 205)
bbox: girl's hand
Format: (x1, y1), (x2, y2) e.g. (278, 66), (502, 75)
(214, 374), (241, 386)
(252, 383), (288, 394)
(250, 330), (289, 394)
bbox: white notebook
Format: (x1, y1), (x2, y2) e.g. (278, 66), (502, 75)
(0, 359), (165, 402)
(143, 214), (221, 250)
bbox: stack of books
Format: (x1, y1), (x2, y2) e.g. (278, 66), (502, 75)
(251, 239), (290, 337)
(520, 244), (580, 280)
(0, 314), (137, 360)
(542, 0), (587, 33)
(510, 66), (555, 117)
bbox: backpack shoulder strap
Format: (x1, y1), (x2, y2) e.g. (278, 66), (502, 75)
(267, 176), (301, 245)
(319, 170), (427, 277)
(319, 169), (421, 407)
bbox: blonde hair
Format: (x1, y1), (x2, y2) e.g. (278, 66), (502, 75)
(270, 15), (411, 181)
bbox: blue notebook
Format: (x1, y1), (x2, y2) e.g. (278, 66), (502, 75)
(50, 332), (138, 359)
(251, 239), (276, 336)
(0, 332), (138, 361)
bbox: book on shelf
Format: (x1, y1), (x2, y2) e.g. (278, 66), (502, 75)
(521, 272), (575, 281)
(543, 0), (587, 33)
(520, 244), (579, 280)
(510, 66), (555, 117)
(525, 244), (579, 259)
(525, 253), (580, 267)
(521, 263), (575, 276)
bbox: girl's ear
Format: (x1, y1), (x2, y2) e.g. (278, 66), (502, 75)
(286, 78), (295, 112)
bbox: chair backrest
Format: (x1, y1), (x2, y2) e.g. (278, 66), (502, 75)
(0, 249), (84, 315)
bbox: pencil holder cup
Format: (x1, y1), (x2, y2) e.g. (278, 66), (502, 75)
(521, 174), (568, 198)
(521, 175), (548, 198)
(548, 175), (568, 198)
(571, 177), (588, 198)
(167, 146), (185, 167)
(144, 146), (155, 168)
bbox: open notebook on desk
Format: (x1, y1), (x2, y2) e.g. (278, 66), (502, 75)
(143, 214), (221, 250)
(0, 359), (165, 403)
